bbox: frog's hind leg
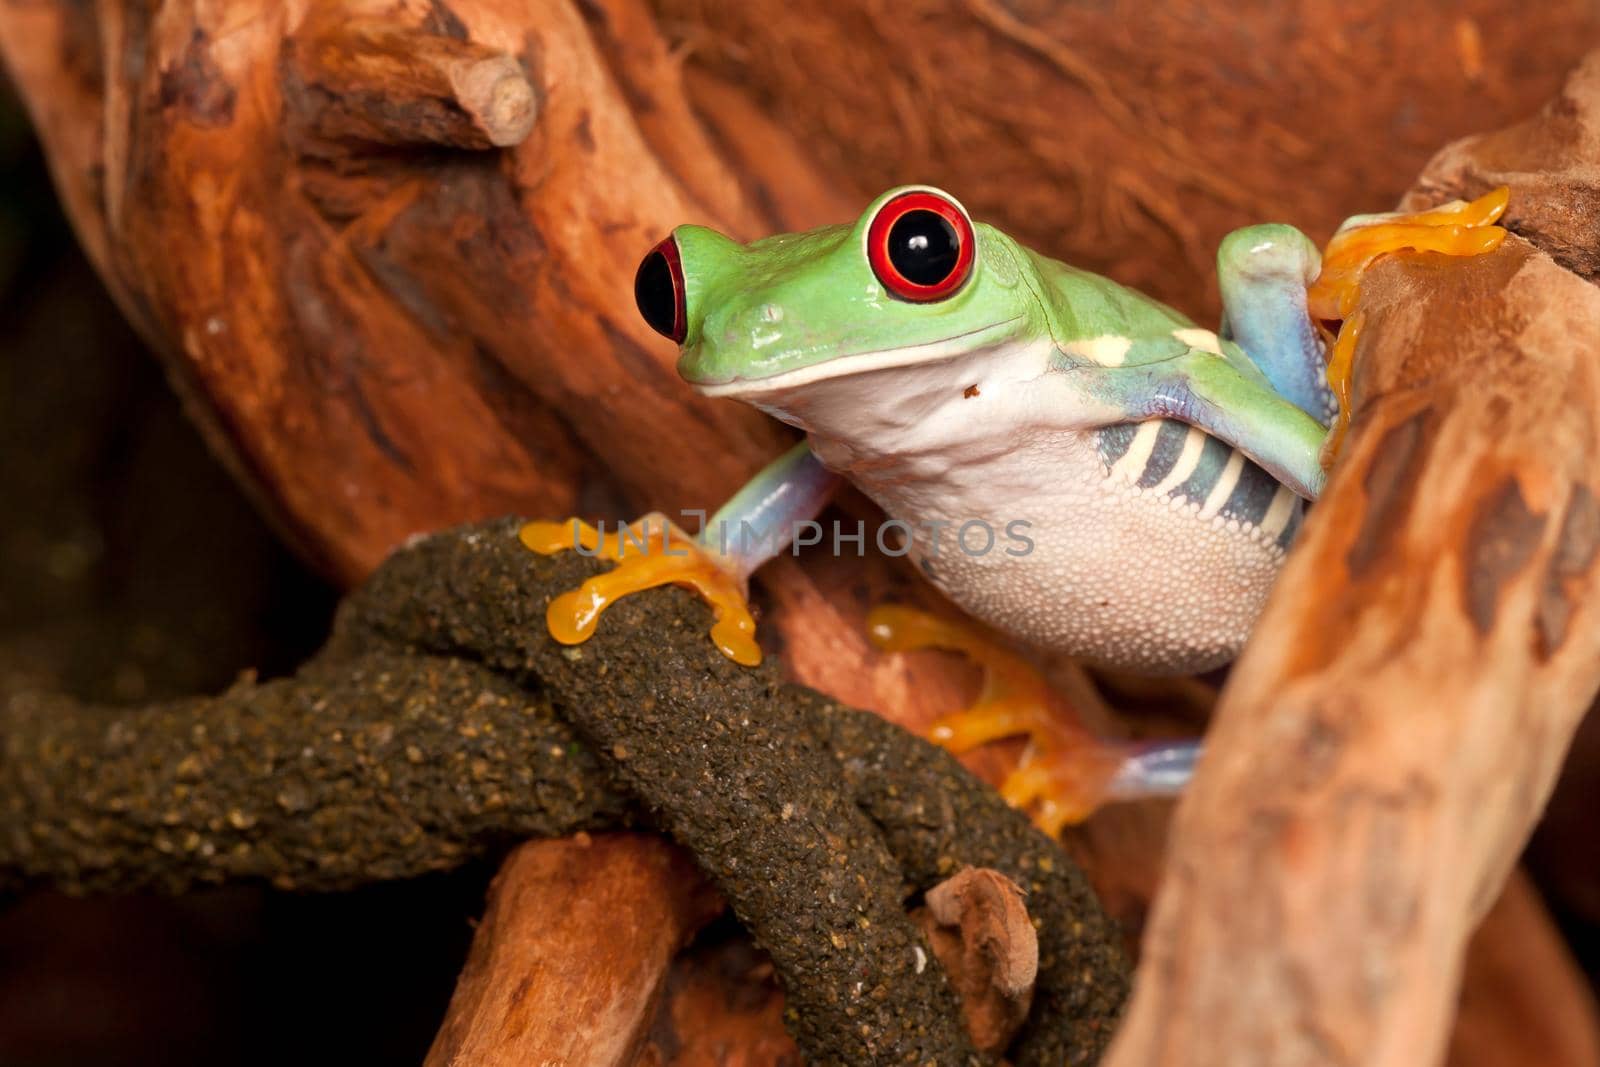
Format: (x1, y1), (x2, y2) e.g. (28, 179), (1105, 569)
(1217, 223), (1333, 425)
(868, 604), (1198, 836)
(520, 441), (840, 666)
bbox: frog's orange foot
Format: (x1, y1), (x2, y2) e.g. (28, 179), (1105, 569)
(519, 515), (761, 666)
(867, 604), (1123, 833)
(998, 743), (1131, 839)
(1309, 185), (1510, 465)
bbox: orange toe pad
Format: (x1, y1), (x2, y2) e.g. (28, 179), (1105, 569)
(520, 515), (761, 666)
(1309, 186), (1509, 464)
(867, 604), (1122, 832)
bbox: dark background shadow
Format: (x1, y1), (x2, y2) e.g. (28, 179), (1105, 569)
(0, 84), (496, 1067)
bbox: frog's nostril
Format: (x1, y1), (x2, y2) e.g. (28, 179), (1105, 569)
(635, 237), (687, 343)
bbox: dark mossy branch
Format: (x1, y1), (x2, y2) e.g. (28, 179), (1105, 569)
(816, 696), (1127, 1066)
(0, 653), (627, 894)
(0, 518), (1126, 1066)
(341, 518), (1132, 1065)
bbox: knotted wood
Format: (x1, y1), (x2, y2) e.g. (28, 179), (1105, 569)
(286, 11), (539, 150)
(1105, 236), (1600, 1066)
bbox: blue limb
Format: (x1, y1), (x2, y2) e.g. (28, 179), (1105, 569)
(1092, 347), (1328, 501)
(1216, 223), (1335, 425)
(700, 441), (841, 582)
(1105, 739), (1201, 800)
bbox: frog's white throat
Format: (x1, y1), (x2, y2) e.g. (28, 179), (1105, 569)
(714, 332), (1072, 480)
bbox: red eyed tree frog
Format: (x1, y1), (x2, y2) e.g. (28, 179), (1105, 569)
(522, 185), (1507, 832)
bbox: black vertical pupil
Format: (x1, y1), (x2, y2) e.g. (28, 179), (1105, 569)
(635, 248), (680, 340)
(887, 210), (960, 286)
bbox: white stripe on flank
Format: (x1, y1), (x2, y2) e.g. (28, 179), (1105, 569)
(1173, 327), (1224, 355)
(1260, 484), (1297, 539)
(1198, 448), (1246, 520)
(1149, 426), (1206, 496)
(1110, 421), (1162, 483)
(1067, 334), (1134, 367)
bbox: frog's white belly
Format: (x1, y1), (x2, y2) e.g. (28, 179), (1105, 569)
(744, 335), (1305, 675)
(825, 421), (1300, 674)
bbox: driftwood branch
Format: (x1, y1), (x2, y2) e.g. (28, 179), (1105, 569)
(424, 833), (721, 1067)
(1105, 59), (1600, 1065)
(285, 11), (539, 150)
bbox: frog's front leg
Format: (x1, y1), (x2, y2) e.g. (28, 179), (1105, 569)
(1217, 223), (1334, 425)
(1082, 342), (1330, 501)
(520, 442), (839, 665)
(1217, 188), (1511, 462)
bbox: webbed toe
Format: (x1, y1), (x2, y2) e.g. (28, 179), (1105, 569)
(520, 514), (761, 666)
(1309, 186), (1510, 463)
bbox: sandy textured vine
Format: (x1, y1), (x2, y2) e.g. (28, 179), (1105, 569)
(2, 522), (1128, 1065)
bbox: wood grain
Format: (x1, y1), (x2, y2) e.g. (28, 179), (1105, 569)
(1105, 238), (1600, 1066)
(425, 834), (720, 1067)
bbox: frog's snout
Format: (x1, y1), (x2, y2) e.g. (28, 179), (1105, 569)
(635, 233), (687, 343)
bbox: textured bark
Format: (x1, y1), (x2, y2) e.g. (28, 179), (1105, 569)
(659, 0), (1599, 312)
(286, 11), (540, 149)
(1104, 222), (1600, 1065)
(424, 835), (721, 1067)
(0, 653), (627, 893)
(1404, 52), (1600, 286)
(346, 524), (1129, 1066)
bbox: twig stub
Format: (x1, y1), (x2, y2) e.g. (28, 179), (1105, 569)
(285, 19), (538, 151)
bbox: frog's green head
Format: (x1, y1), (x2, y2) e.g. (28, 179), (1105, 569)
(634, 187), (1041, 401)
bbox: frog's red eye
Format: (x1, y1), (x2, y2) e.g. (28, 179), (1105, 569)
(636, 235), (687, 343)
(866, 190), (975, 302)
